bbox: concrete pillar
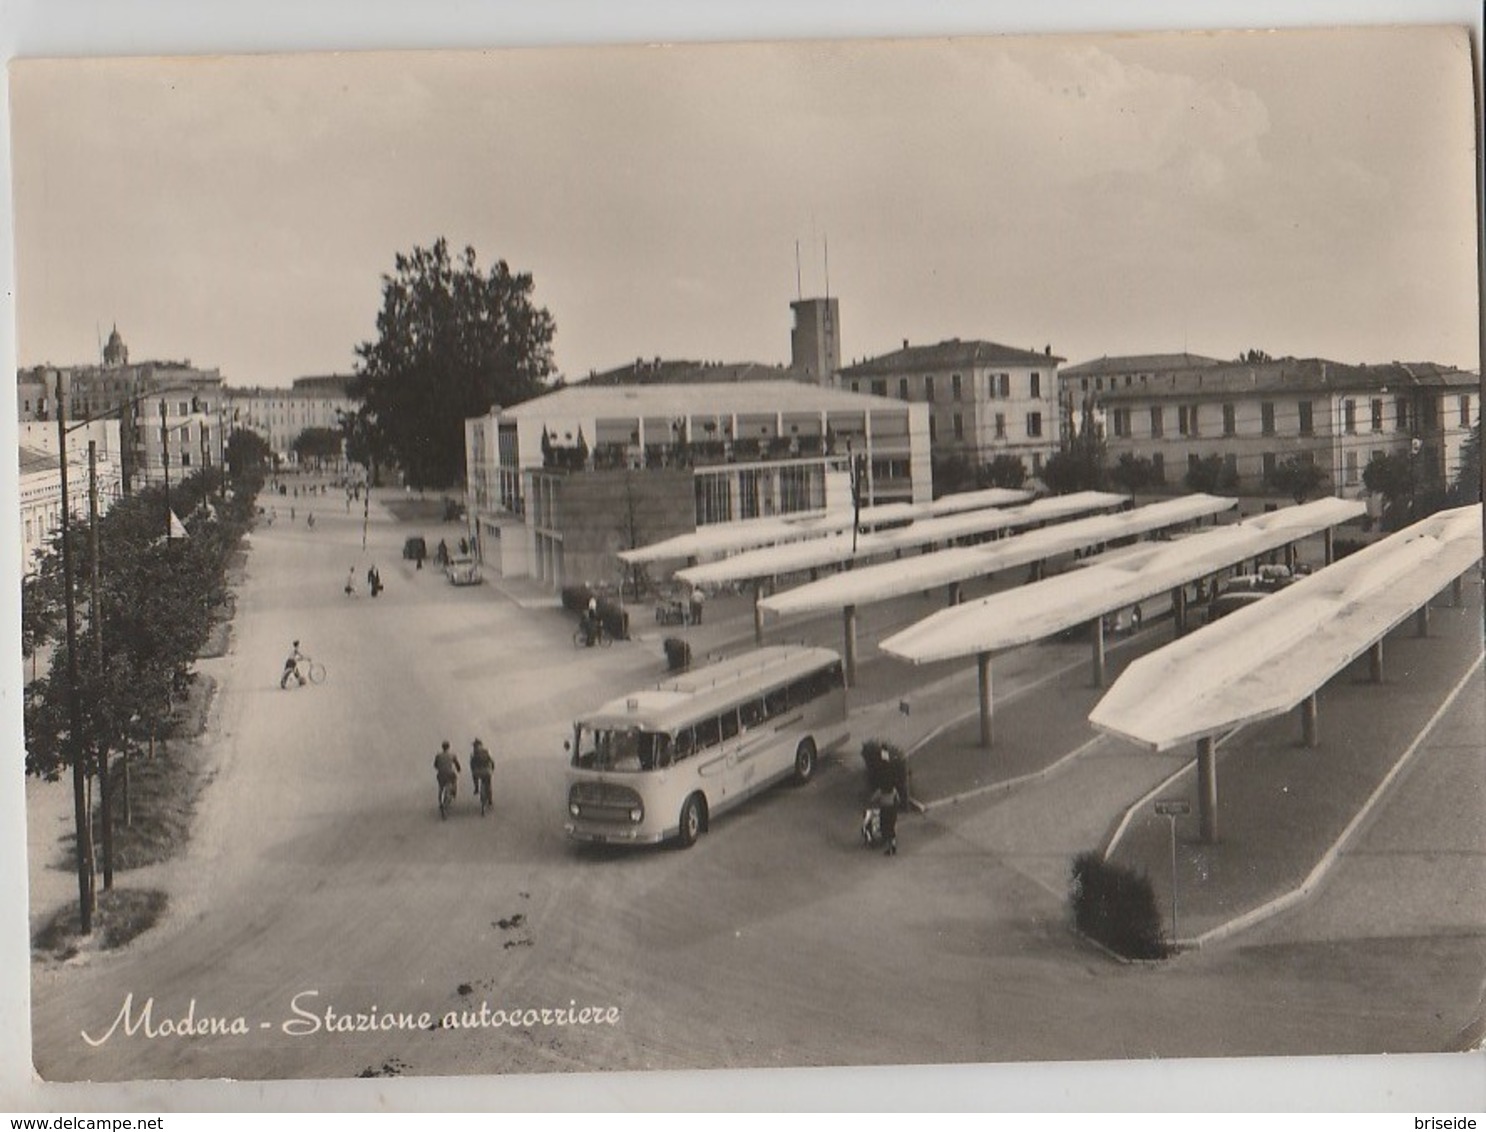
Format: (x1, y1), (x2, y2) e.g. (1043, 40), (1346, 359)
(947, 581), (963, 607)
(1172, 586), (1188, 637)
(1197, 736), (1218, 844)
(1324, 527), (1335, 566)
(753, 583), (764, 647)
(1452, 576), (1464, 607)
(1285, 542), (1297, 572)
(843, 604), (858, 687)
(1416, 603), (1430, 638)
(1369, 640), (1384, 684)
(1301, 694), (1318, 748)
(977, 651), (993, 750)
(1092, 614), (1107, 688)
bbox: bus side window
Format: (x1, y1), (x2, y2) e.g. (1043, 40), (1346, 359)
(740, 698), (764, 729)
(673, 727), (695, 761)
(695, 716), (722, 750)
(786, 675), (813, 707)
(764, 687), (788, 719)
(720, 708), (740, 741)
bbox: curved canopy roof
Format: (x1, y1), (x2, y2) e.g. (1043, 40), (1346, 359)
(1089, 504), (1483, 751)
(760, 494), (1236, 616)
(675, 492), (1129, 587)
(880, 496), (1367, 664)
(617, 486), (1033, 565)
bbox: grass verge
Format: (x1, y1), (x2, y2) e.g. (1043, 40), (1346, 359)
(33, 887), (168, 959)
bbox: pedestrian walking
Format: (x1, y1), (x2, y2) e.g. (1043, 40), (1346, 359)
(345, 567), (357, 597)
(689, 586), (705, 625)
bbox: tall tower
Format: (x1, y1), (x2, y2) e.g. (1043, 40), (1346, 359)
(790, 297), (840, 386)
(102, 324), (128, 367)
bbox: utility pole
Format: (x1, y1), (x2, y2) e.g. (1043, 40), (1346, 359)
(89, 441), (114, 890)
(160, 398), (171, 541)
(56, 379), (95, 932)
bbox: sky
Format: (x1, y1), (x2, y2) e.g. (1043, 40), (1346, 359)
(8, 24), (1481, 388)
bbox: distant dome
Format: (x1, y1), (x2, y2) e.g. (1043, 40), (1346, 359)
(103, 324), (128, 367)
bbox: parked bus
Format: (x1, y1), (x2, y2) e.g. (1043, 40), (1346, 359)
(565, 645), (848, 847)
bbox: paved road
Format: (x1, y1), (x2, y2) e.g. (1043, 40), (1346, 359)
(25, 492), (1485, 1082)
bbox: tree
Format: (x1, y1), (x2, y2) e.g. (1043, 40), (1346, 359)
(290, 427), (344, 465)
(1266, 456), (1328, 504)
(1239, 349), (1273, 363)
(1454, 422), (1481, 503)
(1108, 453), (1162, 495)
(1362, 451), (1415, 507)
(1044, 399), (1106, 494)
(353, 239), (557, 488)
(982, 455), (1027, 490)
(1185, 454), (1237, 494)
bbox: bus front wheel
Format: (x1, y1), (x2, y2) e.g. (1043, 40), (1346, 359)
(793, 739), (817, 784)
(678, 794), (705, 848)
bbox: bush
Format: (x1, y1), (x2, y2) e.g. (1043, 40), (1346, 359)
(663, 637), (691, 672)
(1069, 851), (1170, 959)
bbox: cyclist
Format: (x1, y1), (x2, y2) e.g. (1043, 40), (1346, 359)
(470, 739), (495, 813)
(280, 640), (307, 689)
(434, 741), (462, 808)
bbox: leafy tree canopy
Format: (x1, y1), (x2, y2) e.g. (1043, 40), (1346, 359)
(1266, 455), (1328, 504)
(1108, 453), (1163, 495)
(1184, 454), (1238, 494)
(291, 427), (344, 463)
(353, 239), (557, 489)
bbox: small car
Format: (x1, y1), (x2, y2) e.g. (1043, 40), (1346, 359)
(445, 557), (482, 586)
(402, 536), (427, 561)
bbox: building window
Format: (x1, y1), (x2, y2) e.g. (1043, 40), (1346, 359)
(1031, 452), (1042, 474)
(1261, 402), (1275, 436)
(898, 378), (908, 400)
(1151, 452), (1164, 481)
(924, 376), (935, 402)
(1223, 453), (1238, 481)
(1262, 452), (1276, 482)
(1395, 398), (1409, 431)
(1461, 394), (1472, 427)
(994, 413), (1006, 439)
(952, 412), (964, 441)
(871, 380), (886, 397)
(1345, 450), (1359, 485)
(850, 381), (860, 393)
(1187, 453), (1201, 474)
(1112, 408), (1131, 438)
(1179, 405), (1200, 437)
(1026, 412), (1042, 438)
(1344, 399), (1357, 434)
(1298, 400), (1314, 436)
(1370, 399), (1384, 432)
(998, 374), (1010, 398)
(1222, 403), (1236, 437)
(928, 415), (937, 443)
(952, 373), (963, 401)
(1080, 378), (1088, 392)
(1150, 406), (1164, 438)
(1030, 372), (1041, 398)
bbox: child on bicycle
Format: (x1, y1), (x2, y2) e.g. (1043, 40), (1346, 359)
(280, 641), (307, 689)
(470, 739), (494, 811)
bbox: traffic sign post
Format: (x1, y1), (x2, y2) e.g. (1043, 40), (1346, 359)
(1154, 799), (1190, 942)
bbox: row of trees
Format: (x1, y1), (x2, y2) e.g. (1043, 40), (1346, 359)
(22, 429), (270, 895)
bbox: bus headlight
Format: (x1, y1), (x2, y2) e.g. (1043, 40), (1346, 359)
(569, 803), (581, 817)
(629, 807), (643, 823)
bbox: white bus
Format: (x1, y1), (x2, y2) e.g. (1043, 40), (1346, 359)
(564, 645), (849, 847)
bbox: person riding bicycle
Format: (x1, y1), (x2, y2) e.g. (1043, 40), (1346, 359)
(470, 739), (494, 809)
(280, 640), (307, 689)
(582, 595), (600, 646)
(434, 740), (462, 803)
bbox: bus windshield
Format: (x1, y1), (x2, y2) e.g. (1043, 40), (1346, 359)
(571, 725), (673, 772)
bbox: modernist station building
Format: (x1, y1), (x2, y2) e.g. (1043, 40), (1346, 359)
(465, 380), (930, 591)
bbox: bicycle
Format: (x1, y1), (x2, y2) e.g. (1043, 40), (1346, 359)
(438, 778), (455, 820)
(573, 620), (612, 649)
(475, 774), (492, 817)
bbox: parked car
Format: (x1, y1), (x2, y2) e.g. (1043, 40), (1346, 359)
(445, 557), (482, 586)
(402, 536), (427, 561)
(1203, 565), (1297, 624)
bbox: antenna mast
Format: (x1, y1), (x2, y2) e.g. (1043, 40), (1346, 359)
(823, 235), (830, 300)
(795, 240), (802, 301)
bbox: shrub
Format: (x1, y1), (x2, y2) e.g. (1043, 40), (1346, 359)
(1069, 851), (1170, 960)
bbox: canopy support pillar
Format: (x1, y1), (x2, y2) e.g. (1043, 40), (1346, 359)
(1092, 614), (1107, 688)
(1172, 586), (1188, 637)
(1369, 640), (1384, 684)
(947, 581), (963, 607)
(1452, 575), (1464, 607)
(1416, 603), (1430, 638)
(1301, 694), (1318, 748)
(1197, 736), (1218, 844)
(843, 604), (858, 688)
(1324, 527), (1335, 566)
(753, 583), (765, 647)
(977, 651), (993, 750)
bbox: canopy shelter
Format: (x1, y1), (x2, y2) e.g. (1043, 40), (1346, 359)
(675, 491), (1128, 589)
(878, 496), (1368, 747)
(617, 486), (1032, 566)
(1088, 504), (1482, 842)
(760, 494), (1237, 618)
